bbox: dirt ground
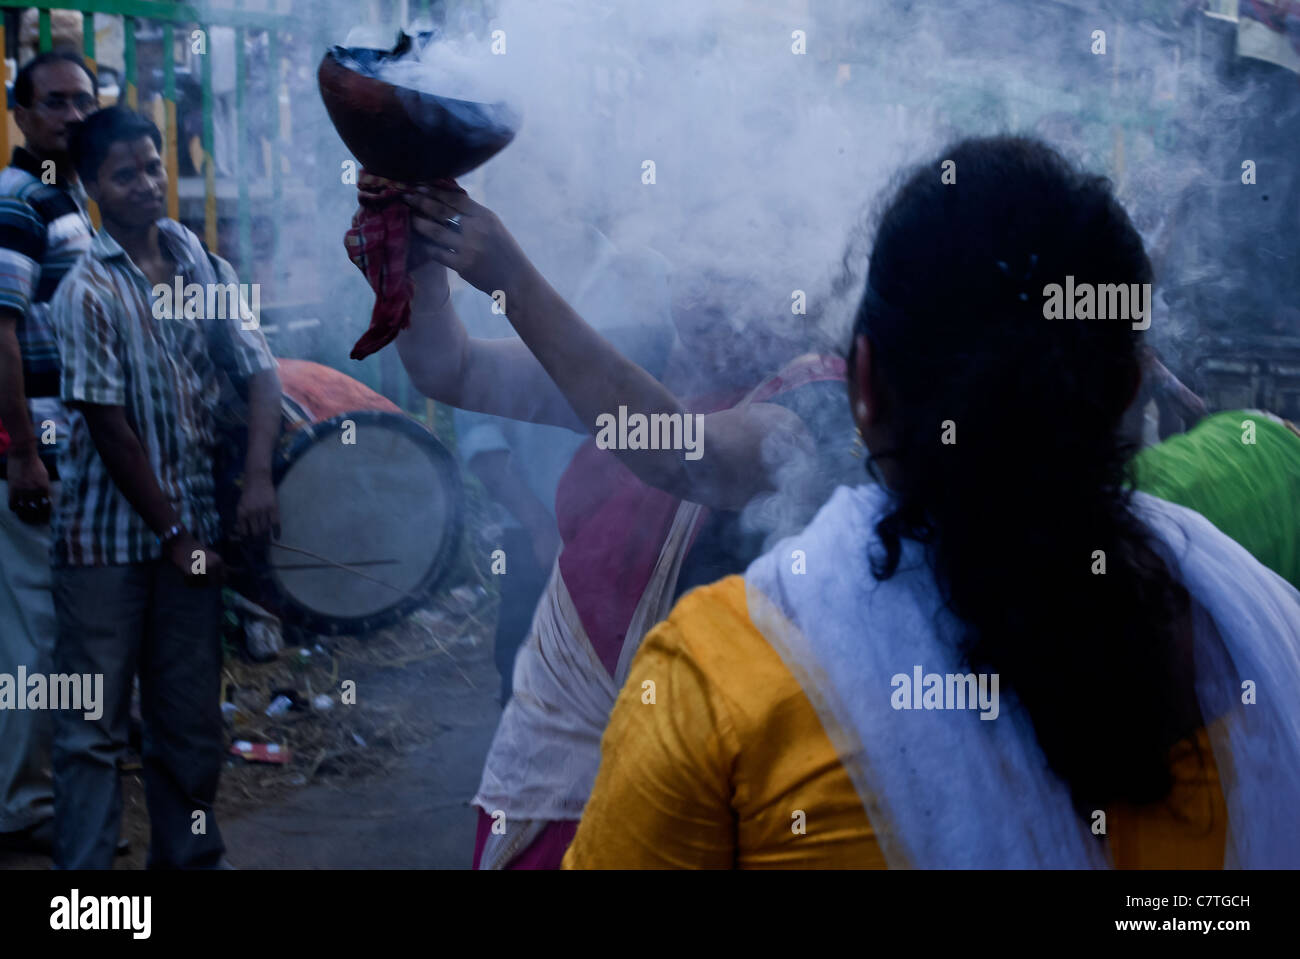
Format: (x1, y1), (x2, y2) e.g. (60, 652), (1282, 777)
(0, 588), (503, 870)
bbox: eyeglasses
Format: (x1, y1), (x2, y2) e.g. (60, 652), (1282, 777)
(37, 94), (97, 114)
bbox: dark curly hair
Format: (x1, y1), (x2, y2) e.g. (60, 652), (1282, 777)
(851, 135), (1197, 813)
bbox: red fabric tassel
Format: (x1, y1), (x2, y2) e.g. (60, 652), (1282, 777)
(345, 170), (463, 361)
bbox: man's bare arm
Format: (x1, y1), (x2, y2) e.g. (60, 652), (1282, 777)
(236, 367), (282, 537)
(75, 402), (221, 577)
(0, 308), (52, 522)
(76, 403), (181, 534)
(243, 367), (281, 476)
(0, 308), (38, 452)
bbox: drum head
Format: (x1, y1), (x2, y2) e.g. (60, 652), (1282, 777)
(267, 410), (462, 635)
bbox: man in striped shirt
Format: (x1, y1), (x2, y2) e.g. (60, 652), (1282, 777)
(50, 107), (282, 869)
(0, 51), (97, 857)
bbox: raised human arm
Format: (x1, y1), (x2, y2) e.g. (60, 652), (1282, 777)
(402, 187), (809, 509)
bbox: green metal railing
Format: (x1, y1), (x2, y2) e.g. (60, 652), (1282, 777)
(0, 0), (297, 280)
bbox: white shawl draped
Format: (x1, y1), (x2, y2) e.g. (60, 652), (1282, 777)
(744, 483), (1300, 868)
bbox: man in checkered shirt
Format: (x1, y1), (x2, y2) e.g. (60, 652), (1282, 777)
(51, 107), (282, 869)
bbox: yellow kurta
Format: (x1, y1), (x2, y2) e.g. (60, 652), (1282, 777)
(563, 575), (1226, 869)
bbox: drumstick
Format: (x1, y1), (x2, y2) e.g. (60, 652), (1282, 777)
(270, 542), (406, 592)
(274, 560), (400, 571)
(267, 541), (478, 690)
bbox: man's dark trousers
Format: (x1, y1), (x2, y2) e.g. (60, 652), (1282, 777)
(51, 560), (225, 868)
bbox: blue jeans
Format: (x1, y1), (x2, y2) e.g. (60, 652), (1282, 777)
(51, 560), (226, 868)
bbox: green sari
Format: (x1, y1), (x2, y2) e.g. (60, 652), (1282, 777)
(1132, 411), (1300, 590)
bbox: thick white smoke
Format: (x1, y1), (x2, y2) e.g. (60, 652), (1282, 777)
(294, 0), (1296, 551)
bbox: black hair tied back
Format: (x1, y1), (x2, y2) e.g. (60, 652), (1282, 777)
(854, 136), (1195, 815)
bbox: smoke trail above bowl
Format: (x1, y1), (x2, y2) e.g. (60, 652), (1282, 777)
(318, 30), (520, 183)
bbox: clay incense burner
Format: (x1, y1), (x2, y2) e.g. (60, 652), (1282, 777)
(318, 31), (519, 183)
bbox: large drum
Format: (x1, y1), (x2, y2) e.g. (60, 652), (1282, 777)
(218, 359), (463, 636)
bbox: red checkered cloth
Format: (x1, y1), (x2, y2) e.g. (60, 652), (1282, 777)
(344, 170), (463, 360)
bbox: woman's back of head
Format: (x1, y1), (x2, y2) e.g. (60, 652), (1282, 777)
(853, 135), (1195, 813)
